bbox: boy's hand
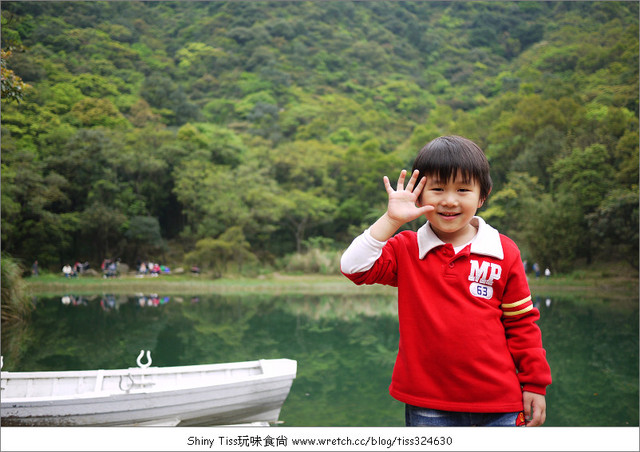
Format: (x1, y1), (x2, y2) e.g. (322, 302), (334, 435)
(384, 169), (434, 224)
(523, 391), (546, 426)
(370, 170), (434, 241)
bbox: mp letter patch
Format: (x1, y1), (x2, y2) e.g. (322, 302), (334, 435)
(468, 260), (502, 300)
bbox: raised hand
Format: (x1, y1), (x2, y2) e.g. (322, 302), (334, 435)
(383, 169), (433, 224)
(370, 169), (434, 242)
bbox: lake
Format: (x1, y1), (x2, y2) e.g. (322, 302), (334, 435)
(1, 289), (637, 427)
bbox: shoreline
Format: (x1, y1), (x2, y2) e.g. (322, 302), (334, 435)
(24, 273), (393, 296)
(23, 272), (639, 303)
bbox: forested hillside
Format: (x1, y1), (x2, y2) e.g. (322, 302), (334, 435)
(1, 1), (638, 275)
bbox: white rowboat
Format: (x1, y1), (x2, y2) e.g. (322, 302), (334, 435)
(1, 358), (297, 427)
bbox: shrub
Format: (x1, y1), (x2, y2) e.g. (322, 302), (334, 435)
(282, 248), (342, 275)
(1, 253), (34, 323)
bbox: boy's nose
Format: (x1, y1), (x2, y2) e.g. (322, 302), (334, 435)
(441, 193), (459, 206)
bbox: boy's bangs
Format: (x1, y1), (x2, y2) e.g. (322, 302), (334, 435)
(428, 164), (475, 186)
(420, 142), (481, 184)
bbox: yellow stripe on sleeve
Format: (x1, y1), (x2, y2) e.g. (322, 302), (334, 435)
(502, 305), (533, 316)
(501, 296), (531, 309)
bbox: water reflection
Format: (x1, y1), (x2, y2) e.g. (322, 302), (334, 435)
(61, 295), (88, 306)
(58, 293), (183, 310)
(2, 292), (637, 427)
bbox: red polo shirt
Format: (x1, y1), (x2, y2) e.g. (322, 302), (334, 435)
(341, 217), (551, 413)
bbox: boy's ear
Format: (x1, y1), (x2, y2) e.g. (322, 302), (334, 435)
(478, 188), (492, 208)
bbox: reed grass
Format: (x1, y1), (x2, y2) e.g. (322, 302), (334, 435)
(1, 254), (35, 323)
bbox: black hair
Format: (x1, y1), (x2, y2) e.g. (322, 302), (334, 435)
(411, 135), (493, 202)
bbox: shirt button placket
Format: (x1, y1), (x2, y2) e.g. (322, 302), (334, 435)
(441, 247), (457, 278)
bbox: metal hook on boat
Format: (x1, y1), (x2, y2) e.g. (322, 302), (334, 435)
(119, 374), (134, 392)
(136, 350), (152, 369)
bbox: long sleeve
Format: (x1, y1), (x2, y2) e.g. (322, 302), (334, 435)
(341, 229), (401, 287)
(340, 228), (387, 274)
(503, 307), (552, 394)
(500, 250), (552, 394)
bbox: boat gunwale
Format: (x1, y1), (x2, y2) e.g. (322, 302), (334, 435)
(1, 358), (295, 379)
(1, 359), (297, 403)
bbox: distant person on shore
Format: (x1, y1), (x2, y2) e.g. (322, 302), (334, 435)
(545, 267), (551, 279)
(341, 135), (551, 426)
(32, 260), (39, 276)
(533, 262), (541, 278)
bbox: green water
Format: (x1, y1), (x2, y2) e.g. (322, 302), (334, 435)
(2, 291), (637, 427)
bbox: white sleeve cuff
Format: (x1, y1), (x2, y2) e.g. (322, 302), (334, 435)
(340, 228), (387, 274)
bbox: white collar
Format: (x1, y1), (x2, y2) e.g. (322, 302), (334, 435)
(417, 216), (504, 260)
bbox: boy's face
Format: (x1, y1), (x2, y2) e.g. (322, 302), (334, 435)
(418, 171), (485, 244)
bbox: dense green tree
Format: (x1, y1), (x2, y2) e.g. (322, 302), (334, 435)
(184, 226), (257, 277)
(550, 144), (617, 264)
(587, 188), (639, 269)
(485, 94), (581, 188)
(509, 125), (567, 190)
(1, 48), (29, 102)
(266, 139), (343, 252)
(0, 132), (72, 266)
(173, 159), (247, 240)
(482, 172), (543, 247)
(123, 215), (166, 263)
(521, 192), (585, 273)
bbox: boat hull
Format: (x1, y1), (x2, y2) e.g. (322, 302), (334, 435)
(1, 359), (297, 427)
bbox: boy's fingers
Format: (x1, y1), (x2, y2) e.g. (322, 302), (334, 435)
(386, 170), (424, 194)
(532, 404), (546, 426)
(526, 409), (543, 426)
(396, 169), (407, 190)
(413, 176), (426, 194)
(418, 205), (434, 215)
(383, 176), (392, 193)
(523, 400), (533, 425)
(405, 169), (419, 191)
(524, 396), (546, 427)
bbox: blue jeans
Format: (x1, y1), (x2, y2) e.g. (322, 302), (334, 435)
(405, 405), (522, 427)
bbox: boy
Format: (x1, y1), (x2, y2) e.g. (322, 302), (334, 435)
(341, 136), (551, 427)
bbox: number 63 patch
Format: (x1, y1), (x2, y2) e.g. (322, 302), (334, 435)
(469, 282), (493, 300)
